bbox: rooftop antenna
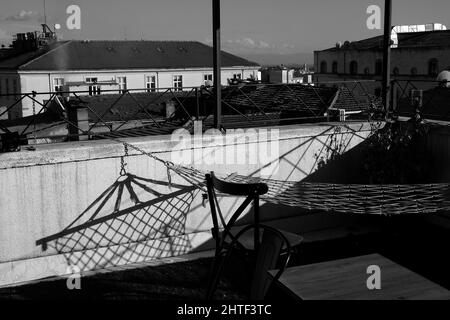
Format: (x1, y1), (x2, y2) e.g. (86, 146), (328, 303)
(43, 0), (47, 26)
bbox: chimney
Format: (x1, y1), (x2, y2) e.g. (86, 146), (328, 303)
(67, 102), (89, 141)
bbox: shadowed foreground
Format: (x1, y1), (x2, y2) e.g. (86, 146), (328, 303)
(0, 258), (246, 301)
(1, 214), (449, 301)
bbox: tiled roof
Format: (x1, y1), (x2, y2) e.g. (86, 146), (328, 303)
(0, 40), (259, 71)
(331, 86), (380, 112)
(223, 85), (338, 117)
(74, 91), (173, 123)
(320, 30), (450, 52)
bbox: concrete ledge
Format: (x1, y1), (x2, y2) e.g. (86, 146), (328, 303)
(0, 122), (373, 170)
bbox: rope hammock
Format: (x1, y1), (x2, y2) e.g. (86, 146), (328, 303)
(171, 164), (450, 216)
(105, 139), (450, 217)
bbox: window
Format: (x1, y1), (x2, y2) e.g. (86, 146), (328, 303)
(146, 75), (156, 92)
(375, 59), (383, 76)
(203, 74), (213, 85)
(86, 77), (101, 96)
(428, 59), (439, 76)
(173, 75), (183, 91)
(117, 77), (127, 93)
(349, 61), (358, 75)
(320, 61), (328, 74)
(332, 61), (338, 74)
(53, 77), (65, 95)
(411, 67), (418, 76)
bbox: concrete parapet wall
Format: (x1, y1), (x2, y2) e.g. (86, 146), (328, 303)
(0, 122), (373, 286)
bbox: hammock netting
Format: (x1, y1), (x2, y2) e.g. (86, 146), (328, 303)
(171, 164), (450, 216)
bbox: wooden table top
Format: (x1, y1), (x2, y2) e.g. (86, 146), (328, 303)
(269, 254), (450, 300)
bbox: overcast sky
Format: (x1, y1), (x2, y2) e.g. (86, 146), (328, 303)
(1, 0), (450, 56)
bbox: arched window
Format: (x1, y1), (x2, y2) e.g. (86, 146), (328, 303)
(375, 59), (383, 75)
(393, 67), (400, 76)
(428, 58), (439, 76)
(332, 61), (338, 74)
(320, 61), (328, 73)
(349, 61), (358, 75)
(411, 67), (418, 76)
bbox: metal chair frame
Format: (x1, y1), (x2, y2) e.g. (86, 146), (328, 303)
(205, 172), (299, 300)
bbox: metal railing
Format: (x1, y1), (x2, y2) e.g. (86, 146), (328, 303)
(0, 80), (384, 148)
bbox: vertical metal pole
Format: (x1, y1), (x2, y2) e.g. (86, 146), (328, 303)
(212, 0), (222, 129)
(382, 0), (392, 117)
(195, 87), (200, 121)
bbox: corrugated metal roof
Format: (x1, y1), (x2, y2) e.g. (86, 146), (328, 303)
(0, 40), (259, 71)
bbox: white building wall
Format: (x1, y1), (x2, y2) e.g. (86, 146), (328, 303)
(6, 67), (259, 118)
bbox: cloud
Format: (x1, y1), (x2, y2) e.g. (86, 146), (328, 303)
(203, 36), (298, 54)
(222, 37), (298, 54)
(225, 38), (274, 50)
(4, 10), (42, 22)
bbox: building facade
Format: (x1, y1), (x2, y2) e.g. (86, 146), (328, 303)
(314, 24), (450, 94)
(0, 38), (260, 119)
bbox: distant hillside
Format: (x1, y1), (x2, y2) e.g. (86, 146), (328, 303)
(242, 52), (314, 67)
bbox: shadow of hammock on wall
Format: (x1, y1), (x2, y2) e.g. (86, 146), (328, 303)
(36, 172), (200, 272)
